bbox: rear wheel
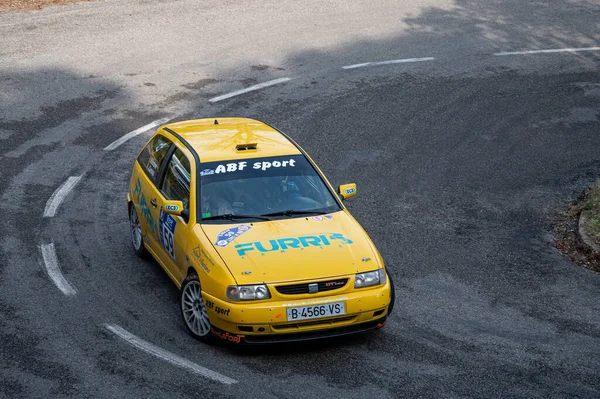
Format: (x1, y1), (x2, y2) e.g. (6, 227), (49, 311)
(180, 274), (214, 343)
(129, 203), (145, 257)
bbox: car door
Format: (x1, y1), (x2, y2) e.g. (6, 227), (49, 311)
(132, 134), (174, 252)
(154, 146), (193, 283)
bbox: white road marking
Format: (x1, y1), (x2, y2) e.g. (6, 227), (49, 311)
(103, 117), (171, 151)
(494, 47), (600, 56)
(342, 57), (435, 70)
(43, 176), (83, 217)
(40, 243), (78, 296)
(104, 324), (237, 385)
(209, 77), (292, 103)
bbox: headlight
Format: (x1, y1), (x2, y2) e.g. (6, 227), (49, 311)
(354, 269), (387, 288)
(226, 284), (271, 301)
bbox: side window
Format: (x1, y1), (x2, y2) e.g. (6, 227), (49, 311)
(161, 148), (191, 211)
(137, 135), (173, 180)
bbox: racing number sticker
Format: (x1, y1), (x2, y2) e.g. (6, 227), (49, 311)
(160, 209), (177, 260)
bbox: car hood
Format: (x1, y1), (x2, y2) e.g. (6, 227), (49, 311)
(200, 211), (381, 284)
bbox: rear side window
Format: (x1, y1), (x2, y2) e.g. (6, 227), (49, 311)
(137, 135), (172, 180)
(161, 148), (191, 211)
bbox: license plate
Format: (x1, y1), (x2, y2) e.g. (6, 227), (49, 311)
(286, 302), (346, 321)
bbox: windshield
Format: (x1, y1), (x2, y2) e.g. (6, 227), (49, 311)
(199, 154), (341, 222)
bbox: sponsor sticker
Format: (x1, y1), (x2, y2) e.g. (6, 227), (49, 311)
(164, 204), (179, 212)
(203, 158), (297, 175)
(214, 224), (252, 247)
(204, 300), (230, 316)
(192, 246), (212, 274)
(324, 215), (334, 220)
(235, 232), (353, 257)
(312, 216), (323, 221)
(133, 178), (158, 236)
(210, 328), (244, 344)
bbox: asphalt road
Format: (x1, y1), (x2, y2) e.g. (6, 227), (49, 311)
(1, 0), (600, 398)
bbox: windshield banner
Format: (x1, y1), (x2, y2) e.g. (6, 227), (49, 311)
(200, 155), (307, 180)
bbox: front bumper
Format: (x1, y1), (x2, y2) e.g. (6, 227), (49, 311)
(211, 317), (386, 344)
(202, 280), (391, 344)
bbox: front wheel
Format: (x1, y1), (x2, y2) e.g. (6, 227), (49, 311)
(387, 272), (395, 316)
(180, 275), (214, 343)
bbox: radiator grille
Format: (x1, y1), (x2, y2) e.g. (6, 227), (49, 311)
(275, 278), (348, 295)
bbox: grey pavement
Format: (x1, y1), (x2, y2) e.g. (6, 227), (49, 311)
(1, 0), (600, 398)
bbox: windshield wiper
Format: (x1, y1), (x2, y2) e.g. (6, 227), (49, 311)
(202, 213), (271, 221)
(260, 209), (328, 217)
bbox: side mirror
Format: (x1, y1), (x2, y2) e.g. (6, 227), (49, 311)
(338, 183), (357, 200)
(180, 209), (190, 223)
(163, 200), (184, 216)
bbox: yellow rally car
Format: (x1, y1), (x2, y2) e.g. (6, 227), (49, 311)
(127, 117), (393, 344)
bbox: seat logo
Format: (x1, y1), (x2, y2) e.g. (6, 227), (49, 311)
(308, 283), (318, 293)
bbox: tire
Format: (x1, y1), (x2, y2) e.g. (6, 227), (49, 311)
(387, 271), (395, 316)
(129, 203), (146, 258)
(180, 274), (214, 343)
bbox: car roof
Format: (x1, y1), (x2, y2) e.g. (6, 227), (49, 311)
(162, 117), (301, 163)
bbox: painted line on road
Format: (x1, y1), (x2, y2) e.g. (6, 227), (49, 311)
(104, 117), (171, 151)
(40, 243), (78, 296)
(43, 176), (83, 217)
(342, 57), (435, 70)
(494, 47), (600, 56)
(209, 77), (292, 103)
(104, 324), (237, 385)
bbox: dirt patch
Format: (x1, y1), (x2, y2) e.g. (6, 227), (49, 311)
(0, 0), (95, 12)
(554, 181), (600, 273)
(581, 181), (600, 245)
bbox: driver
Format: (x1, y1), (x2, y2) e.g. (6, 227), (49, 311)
(281, 179), (302, 200)
(262, 177), (301, 210)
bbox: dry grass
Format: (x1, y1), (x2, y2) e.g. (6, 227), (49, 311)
(0, 0), (95, 12)
(583, 180), (600, 245)
(554, 181), (600, 273)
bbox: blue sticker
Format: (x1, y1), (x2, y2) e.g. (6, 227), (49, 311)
(324, 215), (334, 220)
(148, 158), (158, 178)
(155, 142), (169, 152)
(160, 209), (177, 260)
(200, 169), (215, 176)
(215, 224), (251, 247)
